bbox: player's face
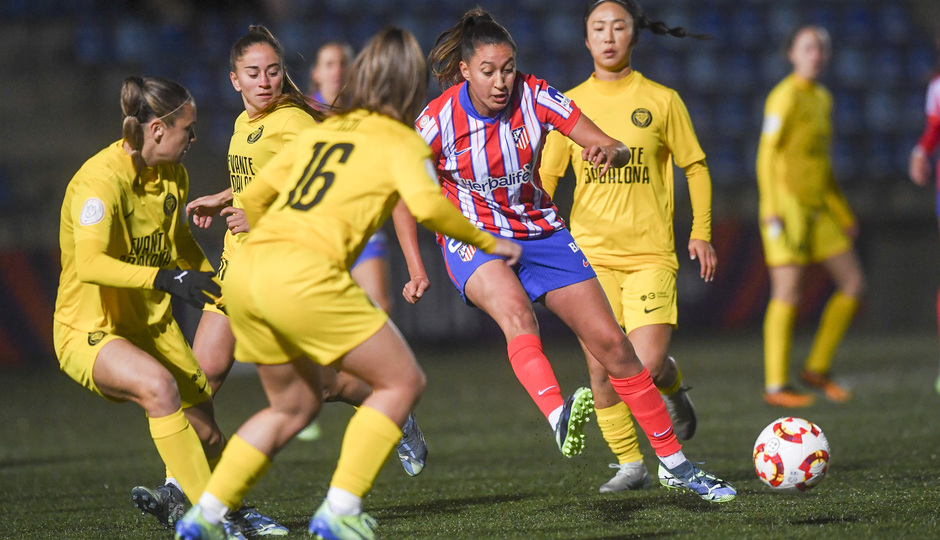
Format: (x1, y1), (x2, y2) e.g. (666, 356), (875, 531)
(312, 45), (349, 102)
(585, 1), (634, 75)
(230, 43), (284, 118)
(789, 28), (829, 82)
(152, 102), (196, 165)
(459, 43), (516, 118)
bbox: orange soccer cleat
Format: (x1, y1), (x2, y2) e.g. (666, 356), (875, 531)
(800, 370), (852, 403)
(763, 387), (816, 408)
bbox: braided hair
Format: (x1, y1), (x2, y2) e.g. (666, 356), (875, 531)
(583, 0), (711, 44)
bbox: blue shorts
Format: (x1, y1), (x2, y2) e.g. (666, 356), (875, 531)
(352, 230), (388, 270)
(440, 228), (596, 304)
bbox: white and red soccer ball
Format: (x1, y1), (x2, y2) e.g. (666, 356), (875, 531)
(753, 417), (830, 492)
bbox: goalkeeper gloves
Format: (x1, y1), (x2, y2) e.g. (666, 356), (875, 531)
(153, 269), (221, 309)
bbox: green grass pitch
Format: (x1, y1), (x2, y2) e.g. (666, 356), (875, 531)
(2, 331), (939, 538)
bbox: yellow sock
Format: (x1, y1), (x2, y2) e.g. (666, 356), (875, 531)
(658, 363), (682, 396)
(330, 406), (402, 497)
(149, 409), (211, 502)
(764, 299), (796, 390)
(804, 292), (858, 375)
(204, 435), (271, 511)
(595, 402), (643, 465)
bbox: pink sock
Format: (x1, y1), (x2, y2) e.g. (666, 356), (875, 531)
(609, 368), (681, 457)
(507, 334), (564, 421)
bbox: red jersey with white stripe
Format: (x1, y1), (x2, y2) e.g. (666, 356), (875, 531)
(417, 72), (582, 239)
(918, 74), (940, 156)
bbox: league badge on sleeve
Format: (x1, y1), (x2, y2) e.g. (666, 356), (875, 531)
(545, 86), (573, 113)
(79, 197), (105, 226)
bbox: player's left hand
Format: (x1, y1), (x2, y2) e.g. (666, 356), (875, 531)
(582, 145), (614, 178)
(221, 207), (249, 234)
(402, 274), (431, 304)
(688, 238), (717, 282)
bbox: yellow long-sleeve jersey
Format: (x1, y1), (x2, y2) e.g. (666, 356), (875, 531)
(540, 71), (711, 272)
(225, 106), (318, 252)
(756, 74), (854, 226)
(55, 141), (212, 333)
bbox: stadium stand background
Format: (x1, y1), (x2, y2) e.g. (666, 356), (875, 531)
(1, 0), (939, 366)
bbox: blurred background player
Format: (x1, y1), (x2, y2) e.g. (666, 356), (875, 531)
(757, 25), (866, 407)
(54, 75), (225, 533)
(183, 25), (427, 470)
(309, 41), (354, 110)
(173, 27), (521, 540)
(908, 32), (940, 394)
(540, 0), (714, 493)
(408, 7), (735, 502)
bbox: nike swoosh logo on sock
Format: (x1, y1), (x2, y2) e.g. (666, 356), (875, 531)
(653, 427), (672, 438)
(537, 385), (557, 396)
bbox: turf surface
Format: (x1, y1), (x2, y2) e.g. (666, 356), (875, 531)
(2, 331), (938, 539)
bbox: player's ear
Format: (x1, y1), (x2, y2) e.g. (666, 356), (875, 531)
(459, 60), (470, 81)
(150, 119), (165, 143)
(230, 71), (241, 92)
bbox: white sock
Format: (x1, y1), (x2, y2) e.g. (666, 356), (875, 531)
(164, 477), (182, 493)
(659, 450), (690, 472)
(548, 405), (563, 431)
(197, 492), (231, 525)
(327, 487), (362, 516)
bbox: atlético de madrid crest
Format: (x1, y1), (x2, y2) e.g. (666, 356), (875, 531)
(511, 127), (529, 150)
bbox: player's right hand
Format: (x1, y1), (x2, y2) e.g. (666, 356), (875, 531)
(153, 269), (221, 309)
(186, 193), (230, 228)
(492, 238), (522, 266)
(402, 274), (431, 305)
(909, 146), (930, 187)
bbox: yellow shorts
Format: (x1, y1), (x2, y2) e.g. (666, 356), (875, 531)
(594, 266), (677, 334)
(225, 241), (388, 366)
(760, 199), (851, 267)
(53, 318), (211, 407)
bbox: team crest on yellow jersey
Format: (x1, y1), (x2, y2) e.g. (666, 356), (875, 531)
(247, 125), (264, 143)
(164, 193), (177, 215)
(631, 108), (652, 128)
(87, 331), (106, 346)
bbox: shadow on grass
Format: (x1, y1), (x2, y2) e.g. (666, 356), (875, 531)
(379, 492), (533, 518)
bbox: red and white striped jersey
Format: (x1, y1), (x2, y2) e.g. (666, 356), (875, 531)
(417, 72), (582, 239)
(918, 74), (940, 155)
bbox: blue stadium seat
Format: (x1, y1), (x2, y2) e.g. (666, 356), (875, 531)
(834, 91), (863, 136)
(833, 46), (867, 89)
(114, 17), (155, 65)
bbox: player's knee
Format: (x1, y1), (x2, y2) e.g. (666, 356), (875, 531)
(591, 331), (637, 368)
(136, 372), (181, 414)
(840, 271), (866, 299)
(500, 304), (539, 336)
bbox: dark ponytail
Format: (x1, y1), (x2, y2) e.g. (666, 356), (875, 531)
(428, 7), (516, 90)
(583, 0), (710, 44)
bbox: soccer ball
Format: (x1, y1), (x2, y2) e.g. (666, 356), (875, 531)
(753, 417), (830, 492)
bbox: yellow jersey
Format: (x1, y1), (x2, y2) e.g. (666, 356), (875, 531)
(225, 105), (317, 252)
(757, 74), (839, 214)
(239, 109), (497, 269)
(540, 71), (710, 272)
(55, 141), (212, 333)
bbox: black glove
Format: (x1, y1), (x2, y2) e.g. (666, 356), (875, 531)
(153, 269), (221, 309)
